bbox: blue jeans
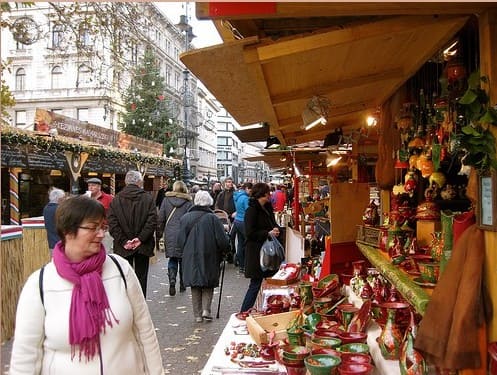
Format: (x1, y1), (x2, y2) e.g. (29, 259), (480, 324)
(233, 220), (246, 269)
(240, 278), (263, 312)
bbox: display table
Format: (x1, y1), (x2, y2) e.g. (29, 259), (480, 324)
(201, 313), (285, 375)
(345, 287), (400, 375)
(201, 308), (400, 374)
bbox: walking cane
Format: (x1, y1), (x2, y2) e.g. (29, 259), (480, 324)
(216, 259), (226, 319)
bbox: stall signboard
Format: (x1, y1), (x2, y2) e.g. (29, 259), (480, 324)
(82, 158), (132, 175)
(34, 109), (163, 155)
(1, 145), (28, 168)
(1, 144), (66, 170)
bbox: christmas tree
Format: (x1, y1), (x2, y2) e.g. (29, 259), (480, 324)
(120, 47), (177, 155)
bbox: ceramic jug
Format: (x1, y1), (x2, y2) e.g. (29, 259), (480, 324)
(377, 302), (409, 360)
(399, 309), (428, 375)
(429, 231), (444, 262)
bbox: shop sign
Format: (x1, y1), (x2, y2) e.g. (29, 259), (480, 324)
(1, 145), (28, 168)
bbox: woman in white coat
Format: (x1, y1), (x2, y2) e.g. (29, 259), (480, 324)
(9, 195), (164, 375)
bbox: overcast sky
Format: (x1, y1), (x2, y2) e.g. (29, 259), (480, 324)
(155, 2), (222, 48)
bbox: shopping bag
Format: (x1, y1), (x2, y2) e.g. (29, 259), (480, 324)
(260, 233), (285, 272)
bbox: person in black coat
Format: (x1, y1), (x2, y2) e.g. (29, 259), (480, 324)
(240, 183), (281, 312)
(177, 191), (230, 322)
(108, 170), (157, 297)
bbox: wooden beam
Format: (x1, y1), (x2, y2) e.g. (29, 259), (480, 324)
(243, 47), (286, 143)
(271, 68), (404, 106)
(197, 2), (494, 20)
(255, 15), (468, 62)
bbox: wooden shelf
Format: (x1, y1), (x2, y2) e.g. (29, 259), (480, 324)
(356, 242), (431, 316)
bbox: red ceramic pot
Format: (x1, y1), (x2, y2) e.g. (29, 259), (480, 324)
(338, 331), (368, 345)
(340, 352), (372, 364)
(338, 362), (375, 375)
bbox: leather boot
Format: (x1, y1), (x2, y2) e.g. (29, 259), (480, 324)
(179, 262), (186, 292)
(168, 267), (177, 296)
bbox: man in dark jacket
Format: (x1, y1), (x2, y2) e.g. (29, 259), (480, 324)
(215, 176), (236, 221)
(108, 170), (157, 297)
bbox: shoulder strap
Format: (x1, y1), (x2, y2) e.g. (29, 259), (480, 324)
(108, 254), (127, 290)
(165, 206), (177, 227)
(39, 265), (45, 307)
(186, 213), (205, 239)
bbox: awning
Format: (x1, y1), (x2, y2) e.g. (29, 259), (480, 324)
(181, 7), (471, 146)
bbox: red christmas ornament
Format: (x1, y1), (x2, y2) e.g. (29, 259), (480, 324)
(157, 95), (165, 101)
(131, 103), (137, 111)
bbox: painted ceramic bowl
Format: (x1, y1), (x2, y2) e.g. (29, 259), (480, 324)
(310, 337), (342, 350)
(338, 362), (375, 375)
(304, 354), (342, 375)
(337, 331), (368, 345)
(311, 347), (342, 357)
(280, 345), (311, 361)
(338, 343), (370, 354)
(340, 352), (372, 364)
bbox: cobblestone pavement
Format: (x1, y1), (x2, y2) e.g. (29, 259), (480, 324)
(1, 253), (248, 374)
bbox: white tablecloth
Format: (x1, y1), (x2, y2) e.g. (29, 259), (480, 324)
(201, 313), (285, 375)
(201, 301), (402, 375)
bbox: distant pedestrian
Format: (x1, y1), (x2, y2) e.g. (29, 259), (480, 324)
(108, 171), (157, 297)
(240, 182), (281, 313)
(157, 180), (192, 296)
(42, 187), (66, 254)
(177, 191), (230, 322)
(270, 184), (287, 212)
(87, 177), (114, 253)
(233, 182), (252, 273)
(215, 177), (236, 221)
(155, 181), (169, 209)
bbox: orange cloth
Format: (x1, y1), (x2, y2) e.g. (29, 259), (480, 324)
(414, 224), (486, 369)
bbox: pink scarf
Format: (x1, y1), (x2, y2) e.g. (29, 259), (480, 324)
(53, 243), (118, 361)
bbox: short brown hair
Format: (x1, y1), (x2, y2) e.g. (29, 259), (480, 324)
(250, 182), (270, 199)
(56, 195), (105, 244)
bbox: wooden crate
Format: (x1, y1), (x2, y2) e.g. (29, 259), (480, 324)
(246, 310), (299, 346)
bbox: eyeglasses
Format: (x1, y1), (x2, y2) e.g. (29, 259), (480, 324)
(78, 224), (109, 233)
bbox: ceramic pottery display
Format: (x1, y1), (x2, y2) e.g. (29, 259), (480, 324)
(399, 309), (428, 375)
(377, 302), (409, 360)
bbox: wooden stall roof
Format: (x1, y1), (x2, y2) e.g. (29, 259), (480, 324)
(182, 3), (495, 149)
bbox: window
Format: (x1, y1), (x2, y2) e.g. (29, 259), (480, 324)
(51, 65), (63, 89)
(78, 24), (91, 47)
(77, 108), (89, 122)
(217, 151), (231, 161)
(217, 136), (231, 146)
(174, 71), (181, 91)
(15, 111), (26, 127)
(131, 42), (138, 64)
(15, 68), (26, 90)
(16, 41), (26, 50)
(218, 121), (231, 132)
(77, 64), (92, 88)
(52, 24), (64, 48)
(166, 39), (171, 55)
(165, 65), (171, 87)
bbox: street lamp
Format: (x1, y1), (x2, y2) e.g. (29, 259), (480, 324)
(176, 4), (196, 183)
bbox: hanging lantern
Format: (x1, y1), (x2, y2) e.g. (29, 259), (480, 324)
(446, 59), (467, 82)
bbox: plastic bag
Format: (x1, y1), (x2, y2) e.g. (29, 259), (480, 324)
(260, 233), (285, 272)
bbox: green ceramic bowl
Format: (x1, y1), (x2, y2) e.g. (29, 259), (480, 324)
(310, 337), (342, 350)
(304, 354), (342, 375)
(281, 345), (311, 360)
(305, 313), (322, 330)
(338, 343), (370, 354)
